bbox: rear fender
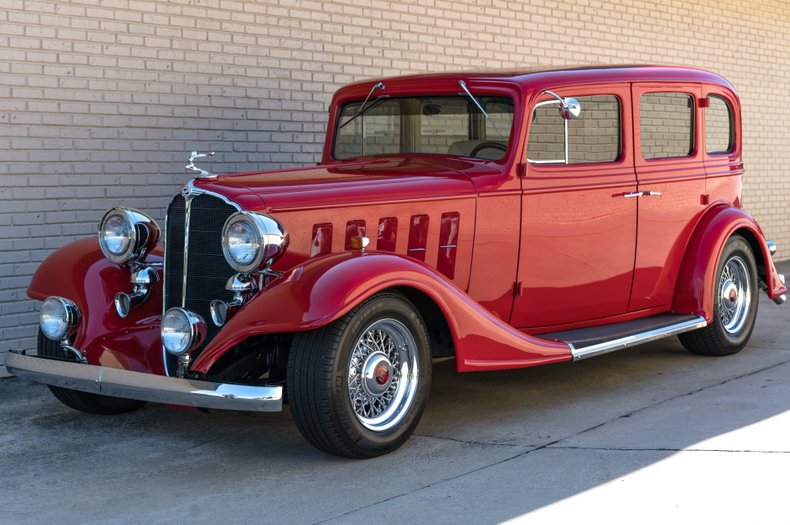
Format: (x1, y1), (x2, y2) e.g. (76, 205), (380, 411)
(192, 252), (571, 374)
(672, 205), (787, 321)
(28, 237), (165, 374)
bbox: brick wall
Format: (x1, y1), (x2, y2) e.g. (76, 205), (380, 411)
(2, 0), (789, 375)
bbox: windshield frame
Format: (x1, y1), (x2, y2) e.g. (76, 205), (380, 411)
(327, 88), (520, 165)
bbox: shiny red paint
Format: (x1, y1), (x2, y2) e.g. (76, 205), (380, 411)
(26, 65), (786, 380)
(344, 220), (366, 251)
(310, 223), (332, 257)
(376, 217), (398, 252)
(437, 212), (460, 280)
(673, 205), (787, 319)
(406, 214), (429, 262)
(189, 252), (571, 374)
(513, 82), (637, 328)
(629, 83), (706, 311)
(28, 238), (165, 375)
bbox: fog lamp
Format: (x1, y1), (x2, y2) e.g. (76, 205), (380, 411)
(40, 296), (81, 341)
(161, 307), (206, 356)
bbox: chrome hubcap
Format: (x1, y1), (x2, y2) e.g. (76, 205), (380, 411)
(718, 256), (751, 335)
(347, 318), (419, 432)
(361, 352), (393, 397)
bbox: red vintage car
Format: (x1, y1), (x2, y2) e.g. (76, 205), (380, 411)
(8, 65), (787, 458)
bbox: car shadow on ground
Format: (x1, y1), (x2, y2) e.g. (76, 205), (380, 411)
(2, 290), (789, 523)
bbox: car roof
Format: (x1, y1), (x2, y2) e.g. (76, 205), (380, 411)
(339, 65), (736, 96)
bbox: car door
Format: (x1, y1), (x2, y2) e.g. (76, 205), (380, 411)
(700, 86), (743, 205)
(629, 84), (706, 312)
(511, 84), (638, 329)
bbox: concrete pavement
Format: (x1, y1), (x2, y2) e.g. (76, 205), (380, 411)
(1, 262), (788, 524)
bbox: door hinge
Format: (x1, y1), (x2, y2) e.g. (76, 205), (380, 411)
(516, 163), (527, 178)
(513, 281), (523, 297)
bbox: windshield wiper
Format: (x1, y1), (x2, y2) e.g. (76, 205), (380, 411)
(458, 79), (503, 140)
(339, 82), (388, 129)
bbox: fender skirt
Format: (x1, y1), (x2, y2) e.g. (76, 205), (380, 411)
(192, 252), (572, 374)
(672, 205), (787, 322)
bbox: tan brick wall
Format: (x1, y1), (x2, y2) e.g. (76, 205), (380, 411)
(1, 0), (788, 374)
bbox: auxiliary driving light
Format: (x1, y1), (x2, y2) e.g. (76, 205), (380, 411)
(161, 307), (206, 356)
(39, 296), (80, 341)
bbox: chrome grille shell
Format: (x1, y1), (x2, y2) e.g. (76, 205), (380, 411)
(162, 185), (241, 375)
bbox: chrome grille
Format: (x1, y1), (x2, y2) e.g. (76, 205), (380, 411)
(163, 192), (238, 374)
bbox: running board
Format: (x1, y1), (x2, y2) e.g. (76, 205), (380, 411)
(539, 314), (708, 361)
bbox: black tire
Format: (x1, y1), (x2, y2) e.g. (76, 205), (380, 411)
(287, 291), (432, 458)
(37, 330), (147, 415)
(679, 235), (759, 356)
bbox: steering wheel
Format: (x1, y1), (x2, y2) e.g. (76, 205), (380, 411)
(469, 141), (507, 157)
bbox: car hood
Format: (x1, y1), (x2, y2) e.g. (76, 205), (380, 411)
(193, 156), (481, 212)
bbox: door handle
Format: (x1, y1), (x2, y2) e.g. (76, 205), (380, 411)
(622, 190), (662, 199)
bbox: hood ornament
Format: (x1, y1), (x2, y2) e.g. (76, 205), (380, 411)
(185, 151), (215, 179)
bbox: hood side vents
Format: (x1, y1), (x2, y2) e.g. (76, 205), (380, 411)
(311, 223), (333, 257)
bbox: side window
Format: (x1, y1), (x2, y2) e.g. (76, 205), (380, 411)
(706, 95), (734, 154)
(640, 92), (694, 160)
(527, 95), (620, 164)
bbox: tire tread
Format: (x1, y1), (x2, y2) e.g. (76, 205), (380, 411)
(678, 235), (758, 357)
(286, 291), (429, 458)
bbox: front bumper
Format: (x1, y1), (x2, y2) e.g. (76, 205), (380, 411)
(6, 352), (283, 412)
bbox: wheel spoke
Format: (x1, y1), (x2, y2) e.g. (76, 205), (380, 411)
(717, 256), (751, 335)
(346, 318), (420, 432)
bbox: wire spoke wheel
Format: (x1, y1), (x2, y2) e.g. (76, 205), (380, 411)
(347, 318), (419, 432)
(287, 291), (432, 458)
(679, 236), (758, 357)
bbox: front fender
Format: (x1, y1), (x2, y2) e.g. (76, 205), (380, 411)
(28, 237), (165, 374)
(192, 252), (572, 374)
(672, 205), (787, 321)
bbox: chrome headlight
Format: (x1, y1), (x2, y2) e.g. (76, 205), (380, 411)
(40, 296), (80, 341)
(221, 212), (288, 273)
(98, 207), (160, 264)
(161, 308), (206, 356)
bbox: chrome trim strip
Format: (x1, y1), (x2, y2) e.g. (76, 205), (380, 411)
(569, 316), (707, 361)
(6, 353), (283, 412)
(185, 179), (243, 210)
(528, 99), (567, 164)
(182, 193), (192, 307)
(162, 197), (171, 376)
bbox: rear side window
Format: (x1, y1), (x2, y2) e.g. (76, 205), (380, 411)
(706, 95), (734, 154)
(527, 95), (620, 164)
(640, 92), (694, 160)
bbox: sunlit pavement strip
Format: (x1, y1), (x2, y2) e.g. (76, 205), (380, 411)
(1, 262), (788, 525)
(324, 359), (790, 525)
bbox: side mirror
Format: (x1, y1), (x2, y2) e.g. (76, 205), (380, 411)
(541, 90), (581, 120)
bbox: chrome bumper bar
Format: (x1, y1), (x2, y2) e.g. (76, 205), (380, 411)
(5, 352), (283, 412)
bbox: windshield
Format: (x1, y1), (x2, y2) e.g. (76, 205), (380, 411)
(333, 95), (514, 161)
